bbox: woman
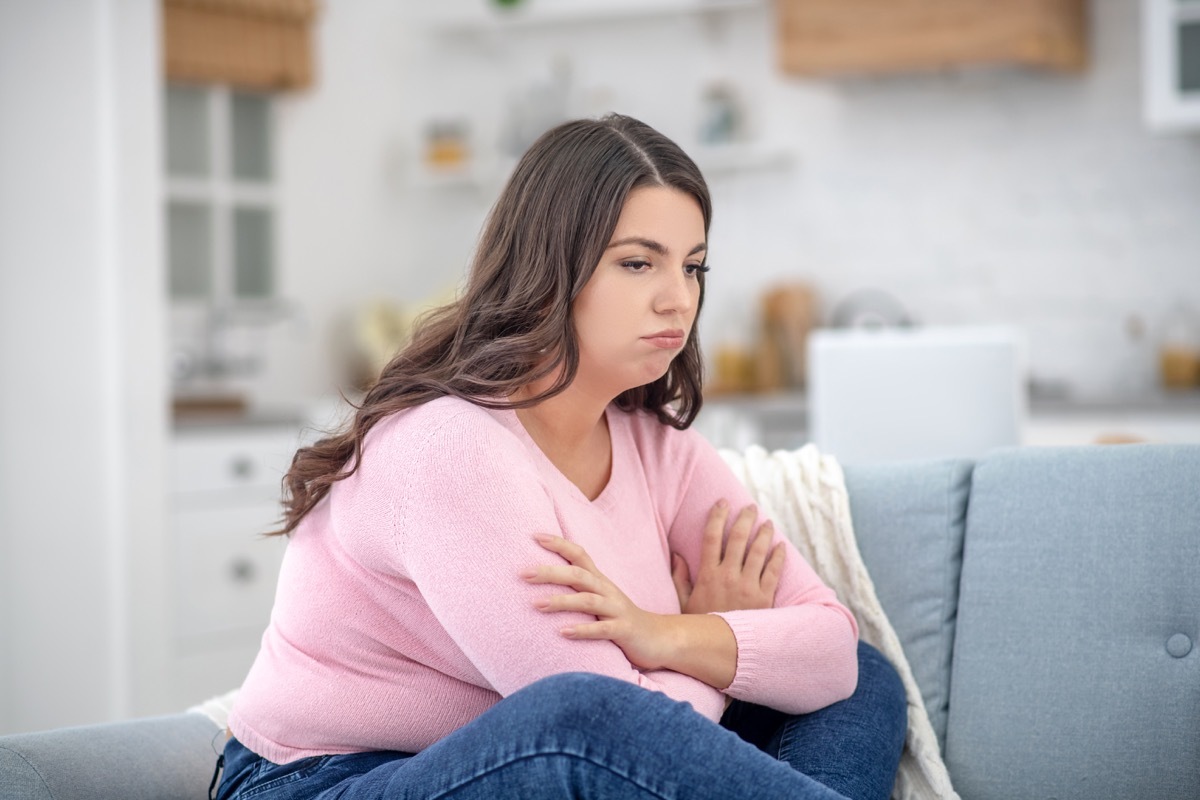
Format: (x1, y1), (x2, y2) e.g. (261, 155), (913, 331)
(217, 114), (906, 800)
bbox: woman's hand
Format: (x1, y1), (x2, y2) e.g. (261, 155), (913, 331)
(523, 535), (674, 671)
(671, 501), (785, 615)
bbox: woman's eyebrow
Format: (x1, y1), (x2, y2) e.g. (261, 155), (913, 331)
(606, 236), (708, 256)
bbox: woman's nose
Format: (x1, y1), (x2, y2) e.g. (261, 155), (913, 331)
(655, 268), (695, 315)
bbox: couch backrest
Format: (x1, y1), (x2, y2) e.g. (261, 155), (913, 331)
(845, 457), (974, 753)
(945, 444), (1200, 800)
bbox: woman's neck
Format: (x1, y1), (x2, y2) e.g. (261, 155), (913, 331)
(511, 378), (614, 500)
(512, 379), (608, 453)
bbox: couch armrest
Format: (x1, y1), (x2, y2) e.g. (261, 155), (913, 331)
(0, 713), (222, 800)
(945, 444), (1200, 799)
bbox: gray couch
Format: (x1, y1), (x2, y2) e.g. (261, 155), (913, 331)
(3, 444), (1197, 799)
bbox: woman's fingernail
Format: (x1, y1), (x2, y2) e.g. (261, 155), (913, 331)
(535, 533), (555, 544)
(520, 568), (538, 580)
(716, 498), (729, 510)
(533, 597), (550, 610)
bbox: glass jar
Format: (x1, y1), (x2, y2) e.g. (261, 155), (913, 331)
(1159, 304), (1200, 389)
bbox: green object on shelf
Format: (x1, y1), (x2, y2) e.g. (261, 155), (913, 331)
(492, 0), (524, 8)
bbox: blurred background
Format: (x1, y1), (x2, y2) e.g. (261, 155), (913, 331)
(1, 0), (1198, 735)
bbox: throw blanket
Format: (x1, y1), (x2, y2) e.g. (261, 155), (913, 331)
(720, 444), (958, 800)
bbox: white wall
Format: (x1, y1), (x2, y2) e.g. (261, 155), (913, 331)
(252, 0), (1199, 406)
(252, 2), (425, 405)
(0, 0), (166, 733)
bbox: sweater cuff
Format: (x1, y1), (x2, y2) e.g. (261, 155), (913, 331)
(711, 610), (758, 697)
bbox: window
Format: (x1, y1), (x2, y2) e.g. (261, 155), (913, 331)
(165, 84), (277, 305)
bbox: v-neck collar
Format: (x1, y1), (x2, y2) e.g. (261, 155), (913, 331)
(496, 404), (622, 511)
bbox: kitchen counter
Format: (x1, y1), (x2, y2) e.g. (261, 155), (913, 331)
(702, 387), (1200, 418)
(171, 394), (355, 436)
(1024, 388), (1200, 447)
(172, 406), (306, 432)
(700, 388), (1200, 451)
(1027, 388), (1200, 416)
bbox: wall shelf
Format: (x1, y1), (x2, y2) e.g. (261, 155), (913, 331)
(407, 0), (791, 192)
(426, 0), (763, 35)
(407, 142), (793, 192)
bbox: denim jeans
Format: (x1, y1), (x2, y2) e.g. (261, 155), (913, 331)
(216, 642), (905, 800)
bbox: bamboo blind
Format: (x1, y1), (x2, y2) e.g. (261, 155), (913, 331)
(163, 0), (318, 90)
(776, 0), (1087, 77)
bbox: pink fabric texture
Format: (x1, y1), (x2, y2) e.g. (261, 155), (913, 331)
(229, 396), (858, 764)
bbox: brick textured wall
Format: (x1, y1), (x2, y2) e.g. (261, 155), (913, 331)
(710, 0), (1200, 399)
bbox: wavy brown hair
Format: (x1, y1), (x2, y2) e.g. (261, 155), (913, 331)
(274, 113), (712, 535)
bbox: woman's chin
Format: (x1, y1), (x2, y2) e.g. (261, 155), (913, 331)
(585, 355), (677, 398)
(626, 363), (674, 393)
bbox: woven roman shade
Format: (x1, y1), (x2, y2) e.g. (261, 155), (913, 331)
(163, 0), (318, 90)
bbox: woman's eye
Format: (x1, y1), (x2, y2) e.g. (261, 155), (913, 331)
(685, 262), (711, 277)
(621, 260), (651, 272)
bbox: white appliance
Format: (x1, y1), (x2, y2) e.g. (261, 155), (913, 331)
(807, 326), (1026, 465)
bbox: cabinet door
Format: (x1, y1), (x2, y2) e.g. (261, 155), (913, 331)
(172, 502), (288, 642)
(171, 427), (299, 495)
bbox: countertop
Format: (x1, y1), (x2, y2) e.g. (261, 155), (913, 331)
(168, 389), (1200, 439)
(172, 408), (306, 432)
(1025, 388), (1200, 416)
(171, 395), (355, 435)
(703, 388), (1200, 417)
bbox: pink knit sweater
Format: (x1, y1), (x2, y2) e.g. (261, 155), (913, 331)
(229, 396), (858, 764)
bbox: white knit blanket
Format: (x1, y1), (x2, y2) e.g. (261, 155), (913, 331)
(719, 444), (959, 800)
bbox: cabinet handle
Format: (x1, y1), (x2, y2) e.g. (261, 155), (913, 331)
(230, 456), (255, 480)
(229, 557), (257, 584)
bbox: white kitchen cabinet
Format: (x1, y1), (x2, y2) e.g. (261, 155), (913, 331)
(776, 0), (1087, 77)
(423, 0), (762, 33)
(1143, 0), (1200, 130)
(167, 423), (300, 710)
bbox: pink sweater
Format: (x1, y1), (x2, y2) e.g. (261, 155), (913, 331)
(229, 396), (858, 764)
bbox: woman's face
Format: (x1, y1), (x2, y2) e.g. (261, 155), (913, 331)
(572, 186), (707, 398)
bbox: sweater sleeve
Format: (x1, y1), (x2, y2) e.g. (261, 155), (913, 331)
(662, 427), (859, 715)
(389, 409), (727, 721)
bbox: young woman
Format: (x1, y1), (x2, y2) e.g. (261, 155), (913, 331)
(216, 114), (906, 800)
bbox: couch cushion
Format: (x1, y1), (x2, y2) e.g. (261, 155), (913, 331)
(844, 458), (973, 753)
(945, 444), (1200, 800)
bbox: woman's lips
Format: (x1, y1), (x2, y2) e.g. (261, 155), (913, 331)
(643, 330), (686, 349)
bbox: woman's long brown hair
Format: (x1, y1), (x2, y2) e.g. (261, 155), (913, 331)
(273, 114), (712, 535)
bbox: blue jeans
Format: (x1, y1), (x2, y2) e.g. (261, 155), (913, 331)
(217, 642), (905, 800)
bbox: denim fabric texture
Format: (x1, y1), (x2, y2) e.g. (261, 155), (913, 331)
(217, 643), (904, 800)
(721, 642), (907, 800)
